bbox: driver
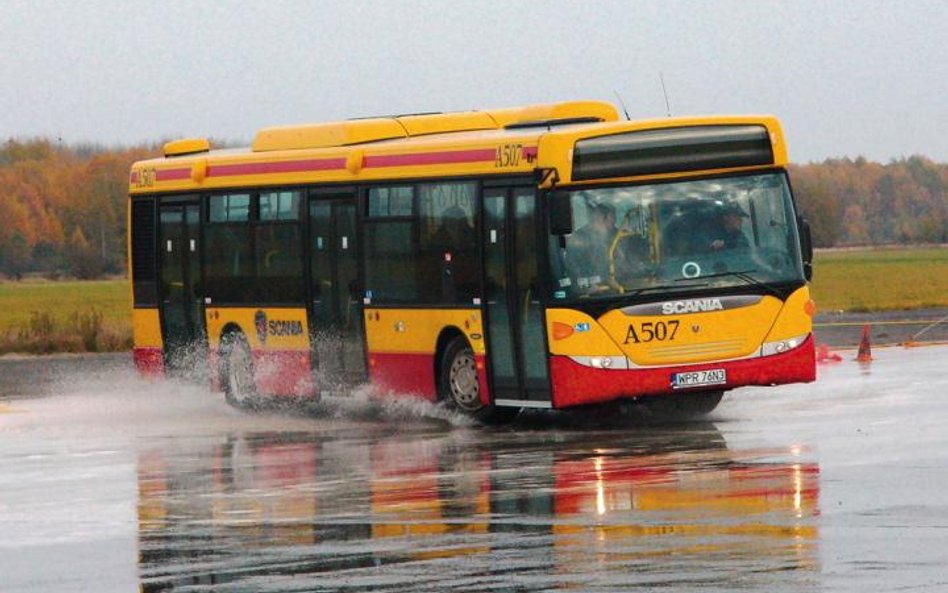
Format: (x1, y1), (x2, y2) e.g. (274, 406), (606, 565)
(706, 202), (749, 251)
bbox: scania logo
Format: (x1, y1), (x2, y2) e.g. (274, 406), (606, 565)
(661, 298), (724, 315)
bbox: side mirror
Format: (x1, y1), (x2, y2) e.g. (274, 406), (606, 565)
(550, 193), (573, 235)
(798, 217), (813, 281)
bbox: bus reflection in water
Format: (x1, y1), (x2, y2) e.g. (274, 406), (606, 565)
(137, 430), (819, 591)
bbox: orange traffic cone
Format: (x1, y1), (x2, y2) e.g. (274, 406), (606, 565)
(817, 343), (842, 363)
(856, 325), (873, 362)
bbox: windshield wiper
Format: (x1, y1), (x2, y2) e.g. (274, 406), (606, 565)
(627, 281), (709, 298)
(686, 269), (781, 297)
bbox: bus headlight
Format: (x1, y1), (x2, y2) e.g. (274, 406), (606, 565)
(761, 334), (808, 357)
(590, 357), (612, 369)
(569, 355), (629, 369)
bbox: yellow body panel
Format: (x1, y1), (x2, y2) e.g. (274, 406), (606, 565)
(364, 308), (484, 355)
(252, 118), (407, 151)
(546, 309), (626, 357)
(601, 298), (782, 365)
(398, 112), (497, 136)
(132, 308), (163, 349)
(548, 289), (809, 367)
(129, 102), (787, 196)
(205, 307), (309, 350)
(764, 286), (814, 342)
(163, 137), (210, 157)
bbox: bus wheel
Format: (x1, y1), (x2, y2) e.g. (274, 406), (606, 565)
(221, 333), (258, 410)
(642, 390), (723, 421)
(439, 337), (515, 424)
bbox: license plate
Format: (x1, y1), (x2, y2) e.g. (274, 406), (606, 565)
(672, 369), (726, 389)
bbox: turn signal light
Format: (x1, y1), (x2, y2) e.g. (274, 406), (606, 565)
(552, 322), (574, 340)
(804, 299), (817, 317)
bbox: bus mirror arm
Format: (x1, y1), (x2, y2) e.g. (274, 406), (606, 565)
(534, 167), (559, 189)
(797, 216), (814, 281)
(550, 192), (573, 235)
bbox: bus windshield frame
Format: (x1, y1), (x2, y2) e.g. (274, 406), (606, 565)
(547, 170), (806, 303)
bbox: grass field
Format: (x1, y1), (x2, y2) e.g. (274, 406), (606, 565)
(1, 247), (947, 353)
(811, 247), (948, 313)
(0, 279), (131, 354)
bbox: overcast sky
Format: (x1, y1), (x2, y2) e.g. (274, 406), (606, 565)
(1, 0), (945, 163)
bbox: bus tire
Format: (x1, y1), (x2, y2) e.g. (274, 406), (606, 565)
(438, 336), (515, 424)
(220, 332), (259, 410)
(642, 390), (723, 421)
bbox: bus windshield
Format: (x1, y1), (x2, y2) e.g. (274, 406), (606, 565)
(548, 172), (805, 301)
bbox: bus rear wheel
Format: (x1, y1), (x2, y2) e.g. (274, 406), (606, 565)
(220, 332), (258, 410)
(439, 336), (515, 424)
(641, 390), (724, 421)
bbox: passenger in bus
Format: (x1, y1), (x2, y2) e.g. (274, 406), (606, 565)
(431, 206), (472, 247)
(429, 206), (476, 302)
(613, 233), (650, 286)
(566, 201), (617, 291)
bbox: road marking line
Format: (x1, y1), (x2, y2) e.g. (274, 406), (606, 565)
(815, 320), (948, 327)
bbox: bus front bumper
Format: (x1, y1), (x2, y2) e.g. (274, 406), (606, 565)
(549, 335), (816, 409)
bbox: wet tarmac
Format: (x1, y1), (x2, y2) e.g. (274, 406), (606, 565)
(814, 307), (948, 348)
(2, 346), (948, 592)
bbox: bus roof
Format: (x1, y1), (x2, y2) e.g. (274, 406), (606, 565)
(130, 100), (787, 194)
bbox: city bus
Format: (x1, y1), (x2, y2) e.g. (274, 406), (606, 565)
(128, 100), (816, 420)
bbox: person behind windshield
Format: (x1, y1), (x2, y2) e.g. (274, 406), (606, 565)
(706, 202), (749, 251)
(566, 201), (617, 291)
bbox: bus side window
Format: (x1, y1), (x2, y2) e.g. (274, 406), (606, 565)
(205, 193), (253, 303)
(255, 191), (303, 303)
(364, 186), (418, 302)
(419, 182), (479, 304)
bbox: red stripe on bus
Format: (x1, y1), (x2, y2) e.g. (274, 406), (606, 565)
(549, 336), (816, 408)
(133, 347), (165, 377)
(155, 168), (191, 181)
(208, 158), (347, 177)
(364, 148), (497, 168)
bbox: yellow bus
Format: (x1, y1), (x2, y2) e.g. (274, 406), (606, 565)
(128, 100), (815, 420)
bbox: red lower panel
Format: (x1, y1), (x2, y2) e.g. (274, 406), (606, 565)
(550, 336), (816, 409)
(368, 352), (492, 404)
(368, 352), (437, 401)
(133, 347), (164, 377)
(251, 350), (316, 398)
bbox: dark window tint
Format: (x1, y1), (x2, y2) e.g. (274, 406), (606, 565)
(418, 182), (479, 303)
(364, 220), (417, 301)
(260, 191), (301, 221)
(209, 194), (250, 222)
(131, 198), (157, 306)
(204, 224), (253, 303)
(204, 191), (304, 304)
(255, 223), (303, 302)
(367, 186), (413, 217)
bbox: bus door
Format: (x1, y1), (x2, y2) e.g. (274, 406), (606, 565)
(308, 190), (367, 386)
(483, 186), (551, 407)
(158, 199), (207, 374)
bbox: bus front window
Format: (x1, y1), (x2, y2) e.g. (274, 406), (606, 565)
(548, 173), (805, 301)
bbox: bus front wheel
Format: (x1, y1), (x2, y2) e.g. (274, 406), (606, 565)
(220, 332), (258, 410)
(439, 336), (515, 424)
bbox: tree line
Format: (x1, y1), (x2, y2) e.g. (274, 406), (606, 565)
(1, 138), (947, 279)
(790, 156), (948, 247)
(0, 139), (155, 279)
